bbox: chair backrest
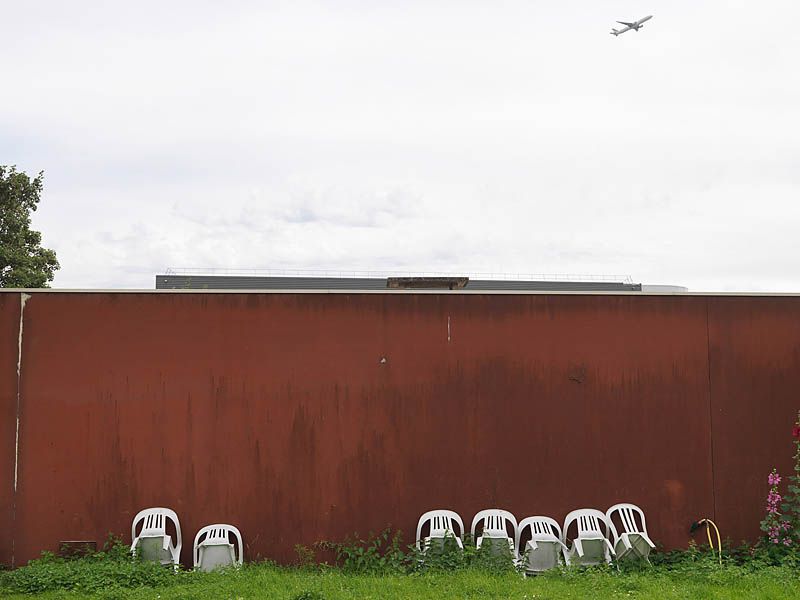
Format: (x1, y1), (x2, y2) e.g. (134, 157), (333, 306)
(132, 507), (182, 546)
(471, 509), (518, 540)
(516, 516), (562, 556)
(563, 509), (610, 542)
(416, 510), (464, 549)
(606, 503), (648, 543)
(193, 523), (244, 568)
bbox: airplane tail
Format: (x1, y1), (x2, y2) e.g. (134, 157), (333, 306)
(610, 29), (620, 36)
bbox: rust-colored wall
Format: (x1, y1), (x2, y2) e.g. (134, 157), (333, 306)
(0, 291), (796, 567)
(708, 297), (800, 545)
(0, 295), (20, 567)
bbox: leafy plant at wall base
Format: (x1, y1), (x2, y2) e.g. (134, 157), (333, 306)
(779, 410), (800, 543)
(0, 535), (185, 594)
(316, 528), (408, 574)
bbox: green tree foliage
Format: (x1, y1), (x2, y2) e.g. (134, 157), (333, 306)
(0, 166), (60, 287)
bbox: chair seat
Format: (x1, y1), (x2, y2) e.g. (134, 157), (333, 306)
(523, 539), (563, 573)
(567, 537), (613, 566)
(524, 533), (562, 550)
(197, 543), (236, 572)
(134, 535), (175, 565)
(614, 532), (655, 561)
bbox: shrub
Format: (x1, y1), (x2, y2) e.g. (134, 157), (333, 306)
(317, 528), (520, 575)
(410, 533), (520, 574)
(317, 528), (409, 574)
(0, 535), (188, 594)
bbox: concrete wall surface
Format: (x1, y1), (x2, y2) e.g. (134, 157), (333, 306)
(0, 291), (797, 567)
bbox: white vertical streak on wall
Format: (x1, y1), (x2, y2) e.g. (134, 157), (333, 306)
(12, 293), (30, 568)
(447, 314), (451, 342)
(14, 293), (30, 492)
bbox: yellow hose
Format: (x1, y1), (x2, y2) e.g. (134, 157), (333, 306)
(697, 518), (722, 565)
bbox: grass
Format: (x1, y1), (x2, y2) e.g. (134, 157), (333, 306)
(2, 536), (799, 599)
(2, 561), (800, 600)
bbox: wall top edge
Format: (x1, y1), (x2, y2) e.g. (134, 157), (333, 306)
(1, 288), (800, 297)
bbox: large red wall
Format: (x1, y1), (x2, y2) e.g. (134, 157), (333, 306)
(0, 291), (797, 567)
(0, 294), (20, 567)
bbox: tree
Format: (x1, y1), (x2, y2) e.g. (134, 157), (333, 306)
(0, 166), (60, 287)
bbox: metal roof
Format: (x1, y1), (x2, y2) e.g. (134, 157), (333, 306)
(155, 274), (643, 292)
(4, 289), (800, 297)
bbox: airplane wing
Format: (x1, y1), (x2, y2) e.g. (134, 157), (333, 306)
(617, 21), (634, 26)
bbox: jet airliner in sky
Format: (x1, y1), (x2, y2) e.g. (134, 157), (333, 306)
(611, 15), (653, 36)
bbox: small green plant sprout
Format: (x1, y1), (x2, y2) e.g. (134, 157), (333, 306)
(291, 592), (326, 600)
(294, 544), (317, 568)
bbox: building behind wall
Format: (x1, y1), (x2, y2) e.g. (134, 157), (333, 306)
(156, 272), (689, 292)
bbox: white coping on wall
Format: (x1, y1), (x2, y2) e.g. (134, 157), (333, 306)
(1, 288), (800, 297)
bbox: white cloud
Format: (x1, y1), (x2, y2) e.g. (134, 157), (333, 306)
(1, 1), (799, 290)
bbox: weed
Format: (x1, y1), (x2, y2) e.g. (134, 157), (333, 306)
(294, 544), (317, 569)
(316, 528), (408, 574)
(291, 592), (326, 600)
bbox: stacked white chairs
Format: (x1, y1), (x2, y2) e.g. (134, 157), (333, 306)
(606, 503), (655, 563)
(193, 524), (244, 572)
(416, 510), (464, 554)
(562, 508), (615, 566)
(516, 516), (568, 574)
(129, 503), (653, 572)
(471, 509), (518, 557)
(130, 507), (182, 567)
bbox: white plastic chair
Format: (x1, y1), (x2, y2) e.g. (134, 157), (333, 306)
(606, 503), (656, 563)
(562, 509), (615, 566)
(130, 507), (182, 567)
(416, 510), (464, 554)
(516, 516), (568, 574)
(193, 524), (244, 571)
(471, 509), (518, 556)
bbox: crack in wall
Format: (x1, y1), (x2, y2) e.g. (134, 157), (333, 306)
(12, 292), (30, 568)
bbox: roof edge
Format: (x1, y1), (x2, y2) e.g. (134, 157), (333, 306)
(1, 288), (799, 297)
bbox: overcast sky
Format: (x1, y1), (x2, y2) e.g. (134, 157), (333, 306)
(2, 1), (799, 291)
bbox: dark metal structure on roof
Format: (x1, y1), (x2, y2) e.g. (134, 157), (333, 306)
(155, 274), (643, 291)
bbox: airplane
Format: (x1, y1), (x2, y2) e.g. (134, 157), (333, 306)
(610, 15), (652, 36)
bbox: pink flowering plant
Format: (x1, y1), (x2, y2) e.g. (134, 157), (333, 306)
(760, 469), (791, 545)
(760, 411), (800, 548)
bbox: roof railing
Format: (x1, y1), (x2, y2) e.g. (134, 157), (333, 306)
(162, 267), (634, 284)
